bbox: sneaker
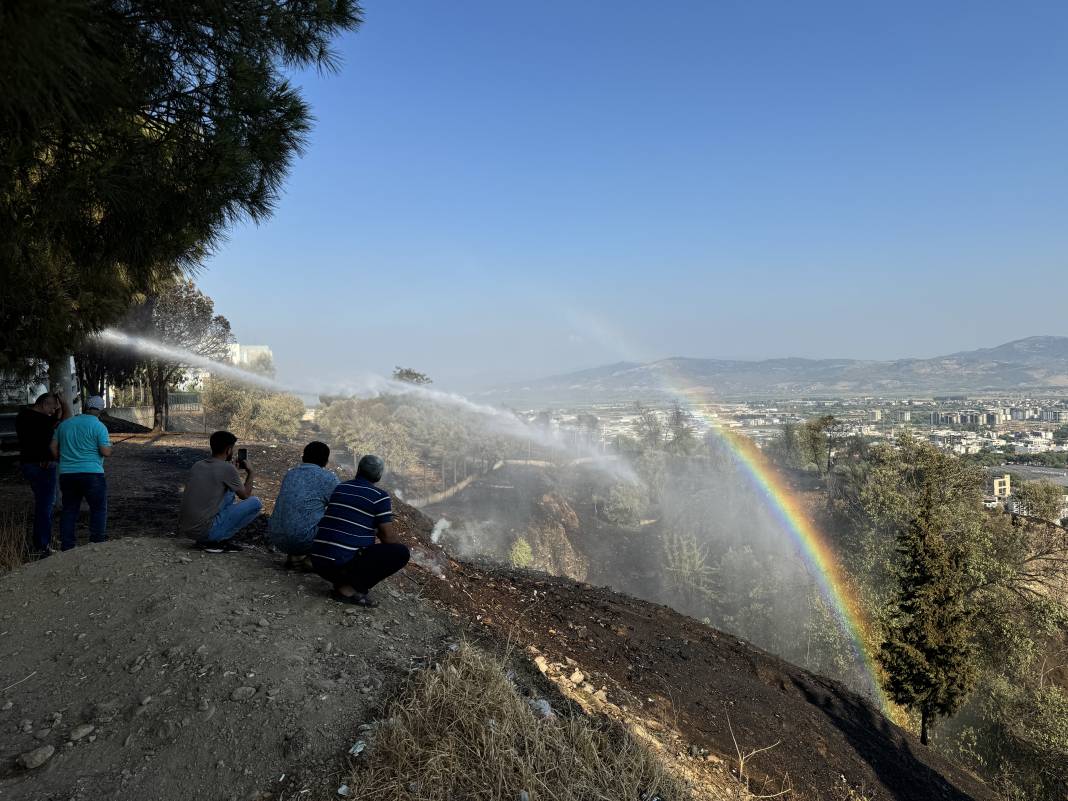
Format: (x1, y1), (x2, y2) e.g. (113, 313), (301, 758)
(194, 542), (224, 554)
(220, 540), (244, 552)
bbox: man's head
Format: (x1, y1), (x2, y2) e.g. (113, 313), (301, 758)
(84, 396), (105, 416)
(302, 441), (330, 468)
(356, 454), (385, 483)
(210, 430), (238, 460)
(33, 392), (57, 416)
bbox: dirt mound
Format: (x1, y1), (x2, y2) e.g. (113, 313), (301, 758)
(0, 538), (454, 801)
(100, 414), (151, 434)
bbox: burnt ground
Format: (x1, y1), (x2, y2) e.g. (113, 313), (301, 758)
(0, 434), (995, 801)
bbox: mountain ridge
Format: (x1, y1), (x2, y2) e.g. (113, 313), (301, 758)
(479, 336), (1068, 402)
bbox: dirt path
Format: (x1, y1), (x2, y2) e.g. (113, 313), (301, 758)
(0, 538), (454, 801)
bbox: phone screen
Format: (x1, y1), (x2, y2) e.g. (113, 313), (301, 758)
(237, 448), (247, 463)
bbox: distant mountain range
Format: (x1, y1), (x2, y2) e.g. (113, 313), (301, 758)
(478, 337), (1068, 404)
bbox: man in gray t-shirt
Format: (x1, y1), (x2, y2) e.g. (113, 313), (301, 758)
(178, 431), (261, 552)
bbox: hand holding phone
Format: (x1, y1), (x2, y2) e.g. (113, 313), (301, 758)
(237, 448), (248, 470)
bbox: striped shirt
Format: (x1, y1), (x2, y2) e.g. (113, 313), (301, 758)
(310, 477), (393, 568)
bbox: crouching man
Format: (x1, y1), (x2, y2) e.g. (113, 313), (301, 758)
(178, 430), (261, 553)
(267, 441), (339, 569)
(309, 455), (409, 607)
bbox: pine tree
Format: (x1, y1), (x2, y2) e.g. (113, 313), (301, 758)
(878, 492), (979, 744)
(0, 0), (361, 370)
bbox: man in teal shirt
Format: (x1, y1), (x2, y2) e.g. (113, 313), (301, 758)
(51, 396), (113, 550)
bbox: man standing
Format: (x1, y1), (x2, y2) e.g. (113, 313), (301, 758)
(177, 431), (261, 552)
(310, 455), (409, 607)
(16, 391), (71, 556)
(267, 441), (339, 569)
(51, 395), (112, 550)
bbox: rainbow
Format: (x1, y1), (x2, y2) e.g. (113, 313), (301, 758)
(658, 378), (889, 711)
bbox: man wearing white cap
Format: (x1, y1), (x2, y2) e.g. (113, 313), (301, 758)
(51, 396), (113, 550)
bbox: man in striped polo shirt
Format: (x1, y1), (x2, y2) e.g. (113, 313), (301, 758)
(310, 454), (410, 607)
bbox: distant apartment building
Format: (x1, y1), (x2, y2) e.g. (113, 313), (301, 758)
(869, 409), (882, 422)
(1040, 409), (1067, 424)
(895, 410), (911, 423)
(990, 473), (1012, 499)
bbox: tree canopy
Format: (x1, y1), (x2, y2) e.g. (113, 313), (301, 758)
(0, 0), (361, 370)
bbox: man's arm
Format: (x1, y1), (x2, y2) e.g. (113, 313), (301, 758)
(50, 438), (59, 461)
(376, 521), (396, 544)
(97, 423), (113, 458)
(55, 392), (72, 421)
(234, 462), (254, 500)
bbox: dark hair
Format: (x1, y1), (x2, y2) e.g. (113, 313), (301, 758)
(34, 392), (53, 407)
(302, 440), (330, 467)
(357, 454), (385, 483)
(210, 430), (237, 456)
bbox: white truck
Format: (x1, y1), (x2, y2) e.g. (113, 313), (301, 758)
(0, 356), (82, 453)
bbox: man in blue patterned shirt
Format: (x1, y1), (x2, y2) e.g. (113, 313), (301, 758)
(310, 454), (409, 607)
(267, 441), (339, 569)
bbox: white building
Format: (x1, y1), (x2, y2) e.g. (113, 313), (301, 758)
(228, 344), (274, 368)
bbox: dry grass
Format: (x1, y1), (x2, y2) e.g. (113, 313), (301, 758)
(347, 643), (695, 801)
(0, 507), (29, 571)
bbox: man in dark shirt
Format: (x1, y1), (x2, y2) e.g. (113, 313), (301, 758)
(16, 391), (71, 556)
(309, 455), (409, 607)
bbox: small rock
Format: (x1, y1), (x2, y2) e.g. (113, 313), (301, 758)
(70, 723), (95, 741)
(688, 744), (701, 758)
(230, 686), (257, 701)
(1, 701), (11, 710)
(533, 655), (548, 673)
(33, 728), (50, 740)
(593, 689), (608, 702)
(19, 718), (32, 732)
(568, 670), (584, 685)
(337, 784), (351, 797)
(529, 699), (555, 720)
(257, 618), (269, 628)
(18, 744), (55, 769)
(140, 696), (153, 706)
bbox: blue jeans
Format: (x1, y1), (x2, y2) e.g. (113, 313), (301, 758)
(267, 522), (317, 555)
(201, 492), (262, 543)
(21, 463), (57, 552)
(59, 473), (108, 550)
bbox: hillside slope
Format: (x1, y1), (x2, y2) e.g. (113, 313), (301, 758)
(479, 335), (1068, 401)
(0, 435), (995, 800)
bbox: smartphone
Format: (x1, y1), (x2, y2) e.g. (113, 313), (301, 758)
(237, 448), (248, 466)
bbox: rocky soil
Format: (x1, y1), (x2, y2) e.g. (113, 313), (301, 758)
(0, 538), (453, 801)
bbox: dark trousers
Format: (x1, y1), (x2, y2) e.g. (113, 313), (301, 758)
(20, 463), (57, 552)
(59, 473), (108, 550)
(325, 543), (410, 593)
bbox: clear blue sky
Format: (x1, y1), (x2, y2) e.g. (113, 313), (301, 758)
(199, 0), (1068, 391)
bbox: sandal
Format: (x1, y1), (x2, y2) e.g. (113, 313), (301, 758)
(330, 590), (379, 608)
